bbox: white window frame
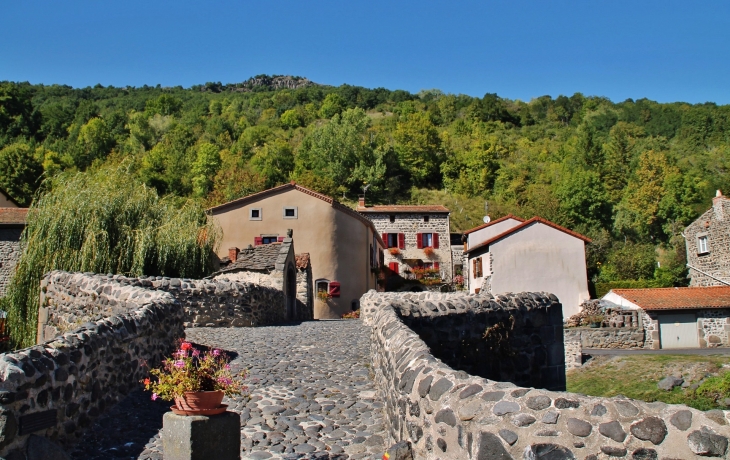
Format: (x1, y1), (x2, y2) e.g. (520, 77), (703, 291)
(249, 208), (262, 221)
(697, 234), (709, 254)
(283, 206), (298, 219)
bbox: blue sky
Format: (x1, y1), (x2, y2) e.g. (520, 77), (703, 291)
(2, 1), (729, 104)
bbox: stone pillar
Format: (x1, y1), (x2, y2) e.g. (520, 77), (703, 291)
(162, 411), (241, 460)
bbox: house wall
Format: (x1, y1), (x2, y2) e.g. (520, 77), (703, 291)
(685, 196), (730, 286)
(468, 251), (491, 294)
(466, 217), (522, 248)
(642, 309), (730, 349)
(210, 188), (379, 319)
(364, 212), (453, 282)
(0, 228), (23, 297)
(483, 223), (590, 318)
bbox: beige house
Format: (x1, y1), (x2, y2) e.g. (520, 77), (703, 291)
(464, 216), (591, 318)
(0, 189), (27, 297)
(207, 183), (385, 319)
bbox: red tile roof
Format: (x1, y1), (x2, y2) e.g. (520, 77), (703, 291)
(295, 253), (310, 270)
(463, 214), (525, 235)
(610, 286), (730, 311)
(0, 208), (28, 225)
(465, 216), (591, 254)
(356, 205), (450, 213)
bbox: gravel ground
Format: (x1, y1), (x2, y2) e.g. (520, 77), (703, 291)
(69, 320), (386, 460)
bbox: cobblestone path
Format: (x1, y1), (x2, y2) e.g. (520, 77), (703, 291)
(70, 321), (386, 459)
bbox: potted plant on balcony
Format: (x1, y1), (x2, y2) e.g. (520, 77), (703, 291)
(423, 247), (435, 258)
(316, 290), (331, 302)
(142, 341), (248, 415)
(388, 247), (401, 256)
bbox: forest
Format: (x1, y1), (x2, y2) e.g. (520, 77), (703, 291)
(2, 75), (730, 295)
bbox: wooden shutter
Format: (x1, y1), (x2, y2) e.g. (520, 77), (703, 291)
(328, 281), (341, 297)
(433, 233), (439, 249)
(254, 237), (263, 246)
(434, 262), (440, 270)
(388, 262), (399, 274)
(398, 233), (405, 249)
(382, 233), (389, 248)
(277, 236), (285, 242)
(416, 233), (423, 249)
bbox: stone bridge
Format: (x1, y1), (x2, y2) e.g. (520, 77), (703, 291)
(0, 272), (726, 459)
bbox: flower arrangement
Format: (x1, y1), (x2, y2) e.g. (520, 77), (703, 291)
(341, 309), (360, 319)
(142, 340), (248, 402)
(316, 290), (331, 302)
(388, 247), (401, 256)
(423, 247), (435, 257)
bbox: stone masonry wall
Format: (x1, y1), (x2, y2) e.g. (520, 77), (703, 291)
(699, 309), (730, 347)
(392, 292), (565, 391)
(361, 290), (730, 459)
(563, 330), (582, 370)
(686, 197), (730, 286)
(0, 228), (22, 297)
(37, 270), (308, 343)
(0, 285), (184, 457)
(365, 213), (453, 282)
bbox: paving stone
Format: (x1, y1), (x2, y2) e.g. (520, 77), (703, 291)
(566, 418), (592, 437)
(630, 417), (667, 446)
(67, 321), (386, 459)
(669, 410), (692, 431)
(598, 420), (626, 443)
(687, 427), (728, 457)
(493, 401), (520, 416)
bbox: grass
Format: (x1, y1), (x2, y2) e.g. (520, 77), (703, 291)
(567, 354), (730, 411)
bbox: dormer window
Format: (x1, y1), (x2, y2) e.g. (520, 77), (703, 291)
(698, 235), (709, 254)
(423, 216), (430, 223)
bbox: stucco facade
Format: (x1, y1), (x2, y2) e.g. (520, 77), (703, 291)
(465, 217), (590, 318)
(357, 202), (453, 285)
(685, 191), (730, 286)
(208, 184), (384, 319)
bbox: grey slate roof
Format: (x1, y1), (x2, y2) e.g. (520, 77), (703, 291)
(228, 243), (283, 271)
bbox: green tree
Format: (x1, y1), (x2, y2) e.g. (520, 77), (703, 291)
(280, 109), (304, 129)
(250, 139), (295, 188)
(191, 143), (222, 197)
(318, 93), (346, 119)
(0, 142), (43, 205)
(393, 112), (441, 186)
(74, 117), (115, 168)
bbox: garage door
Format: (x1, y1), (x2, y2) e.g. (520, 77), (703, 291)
(659, 313), (698, 349)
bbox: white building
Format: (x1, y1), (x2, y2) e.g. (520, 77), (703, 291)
(463, 215), (591, 318)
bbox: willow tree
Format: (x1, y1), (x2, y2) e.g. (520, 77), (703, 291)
(2, 163), (220, 349)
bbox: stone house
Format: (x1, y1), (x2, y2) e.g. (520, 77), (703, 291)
(0, 189), (27, 297)
(207, 183), (384, 319)
(356, 197), (453, 288)
(463, 216), (591, 318)
(603, 286), (730, 349)
(684, 190), (730, 286)
(210, 237), (312, 321)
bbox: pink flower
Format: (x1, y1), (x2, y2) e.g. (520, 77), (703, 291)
(212, 349), (221, 356)
(174, 360), (185, 368)
(151, 393), (159, 401)
(192, 349), (200, 357)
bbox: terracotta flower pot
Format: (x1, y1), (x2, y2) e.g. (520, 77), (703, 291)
(174, 390), (224, 412)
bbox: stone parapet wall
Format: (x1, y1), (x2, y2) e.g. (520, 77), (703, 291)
(0, 228), (23, 297)
(361, 290), (730, 459)
(38, 270), (308, 343)
(0, 287), (184, 457)
(563, 329), (583, 370)
(567, 328), (645, 349)
(699, 309), (730, 347)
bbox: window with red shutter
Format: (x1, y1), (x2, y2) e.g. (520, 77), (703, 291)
(277, 236), (285, 242)
(398, 233), (405, 249)
(254, 237), (263, 246)
(416, 233), (423, 249)
(328, 281), (341, 297)
(433, 233), (439, 249)
(388, 262), (399, 274)
(434, 262), (440, 270)
(382, 233), (389, 248)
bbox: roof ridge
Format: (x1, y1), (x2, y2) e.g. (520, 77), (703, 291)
(465, 216), (591, 254)
(463, 214), (525, 235)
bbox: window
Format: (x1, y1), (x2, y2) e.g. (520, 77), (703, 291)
(315, 279), (340, 298)
(423, 215), (430, 223)
(387, 234), (398, 248)
(698, 235), (709, 254)
(389, 215), (396, 223)
(261, 236), (279, 244)
(249, 208), (262, 220)
(283, 206), (298, 219)
(417, 232), (439, 248)
(316, 280), (329, 293)
(473, 257), (483, 278)
(388, 262), (399, 274)
(382, 233), (405, 249)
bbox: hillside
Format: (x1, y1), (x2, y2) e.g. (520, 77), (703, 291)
(1, 76), (729, 289)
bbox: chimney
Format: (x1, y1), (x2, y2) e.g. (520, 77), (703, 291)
(228, 247), (239, 261)
(358, 194), (365, 208)
(714, 190), (726, 221)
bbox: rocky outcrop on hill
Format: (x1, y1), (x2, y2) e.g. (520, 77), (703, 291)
(200, 75), (321, 93)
